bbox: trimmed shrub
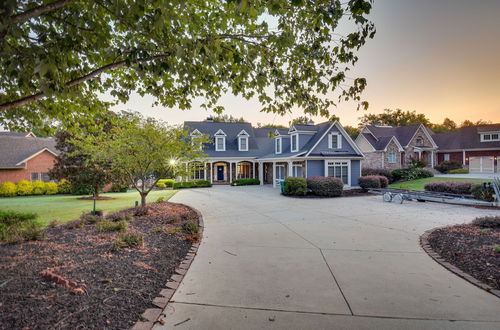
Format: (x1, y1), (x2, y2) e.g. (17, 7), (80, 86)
(434, 160), (462, 173)
(31, 180), (47, 195)
(112, 231), (144, 250)
(471, 183), (495, 202)
(391, 168), (433, 182)
(45, 182), (59, 195)
(424, 181), (472, 195)
(284, 177), (307, 196)
(57, 179), (72, 194)
(359, 176), (381, 190)
(231, 178), (260, 186)
(361, 168), (394, 183)
(157, 179), (175, 188)
(96, 220), (128, 232)
(0, 210), (43, 243)
(472, 216), (500, 228)
(16, 180), (33, 196)
(156, 182), (166, 189)
(306, 176), (343, 197)
(173, 180), (212, 189)
(110, 183), (128, 192)
(449, 168), (468, 174)
(181, 221), (199, 234)
(0, 182), (17, 197)
(408, 157), (427, 168)
(71, 184), (93, 195)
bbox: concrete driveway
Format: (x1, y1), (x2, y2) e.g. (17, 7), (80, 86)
(156, 186), (500, 330)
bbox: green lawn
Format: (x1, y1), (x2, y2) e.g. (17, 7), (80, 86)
(389, 177), (492, 191)
(0, 190), (177, 226)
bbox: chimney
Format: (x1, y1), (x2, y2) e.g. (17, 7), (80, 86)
(206, 116), (214, 122)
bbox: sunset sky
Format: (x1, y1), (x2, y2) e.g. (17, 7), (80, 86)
(110, 0), (500, 127)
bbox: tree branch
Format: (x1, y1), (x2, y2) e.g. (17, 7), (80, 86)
(0, 54), (167, 111)
(10, 0), (74, 25)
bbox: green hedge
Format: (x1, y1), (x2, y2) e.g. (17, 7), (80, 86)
(284, 177), (307, 196)
(157, 179), (175, 188)
(0, 182), (17, 197)
(306, 176), (343, 197)
(358, 175), (388, 190)
(231, 178), (260, 186)
(449, 168), (468, 174)
(173, 180), (212, 189)
(391, 168), (434, 182)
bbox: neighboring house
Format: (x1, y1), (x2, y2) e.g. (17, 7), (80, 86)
(184, 119), (364, 188)
(433, 124), (500, 173)
(355, 124), (438, 169)
(0, 132), (58, 183)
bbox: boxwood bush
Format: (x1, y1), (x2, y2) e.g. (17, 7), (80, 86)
(471, 183), (495, 202)
(306, 176), (343, 197)
(434, 160), (462, 173)
(232, 178), (260, 186)
(391, 168), (433, 182)
(358, 175), (388, 190)
(157, 179), (175, 188)
(424, 181), (472, 194)
(173, 180), (212, 189)
(361, 168), (394, 183)
(45, 182), (59, 195)
(283, 177), (307, 196)
(449, 168), (468, 174)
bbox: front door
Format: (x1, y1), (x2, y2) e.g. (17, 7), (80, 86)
(217, 166), (224, 181)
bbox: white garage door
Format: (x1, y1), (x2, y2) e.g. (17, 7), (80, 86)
(469, 156), (494, 173)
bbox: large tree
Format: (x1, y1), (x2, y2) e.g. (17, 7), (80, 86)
(0, 0), (375, 130)
(358, 108), (432, 128)
(78, 112), (207, 207)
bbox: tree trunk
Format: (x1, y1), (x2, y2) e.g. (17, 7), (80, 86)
(94, 185), (100, 198)
(140, 192), (147, 208)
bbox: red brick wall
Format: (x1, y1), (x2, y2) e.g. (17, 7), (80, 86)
(0, 150), (57, 183)
(437, 151), (463, 164)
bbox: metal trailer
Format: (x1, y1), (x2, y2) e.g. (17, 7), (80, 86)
(370, 177), (500, 207)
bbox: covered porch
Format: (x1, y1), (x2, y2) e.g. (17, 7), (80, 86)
(184, 160), (259, 184)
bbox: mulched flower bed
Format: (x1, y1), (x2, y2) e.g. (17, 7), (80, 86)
(282, 189), (371, 198)
(0, 202), (200, 329)
(426, 224), (500, 290)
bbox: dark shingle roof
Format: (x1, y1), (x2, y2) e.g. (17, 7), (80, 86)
(434, 124), (500, 150)
(366, 124), (422, 147)
(0, 131), (33, 137)
(0, 135), (58, 168)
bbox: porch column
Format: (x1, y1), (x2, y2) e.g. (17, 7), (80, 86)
(209, 162), (213, 184)
(229, 162), (233, 183)
(203, 162), (207, 181)
(185, 163), (188, 182)
(462, 150), (466, 166)
(304, 160), (308, 178)
(272, 161), (276, 188)
(253, 161), (256, 179)
(288, 161), (293, 177)
(430, 151), (434, 167)
(259, 162), (263, 185)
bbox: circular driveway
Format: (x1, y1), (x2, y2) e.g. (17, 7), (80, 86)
(155, 186), (500, 329)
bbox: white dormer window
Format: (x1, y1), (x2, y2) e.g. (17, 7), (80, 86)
(328, 132), (342, 149)
(190, 129), (202, 150)
(237, 130), (249, 151)
(214, 129), (226, 151)
(275, 137), (282, 154)
(291, 134), (299, 152)
(481, 133), (500, 142)
(238, 136), (248, 151)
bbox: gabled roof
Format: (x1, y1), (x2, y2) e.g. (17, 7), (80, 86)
(434, 124), (500, 150)
(363, 124), (437, 149)
(0, 135), (58, 169)
(0, 131), (36, 138)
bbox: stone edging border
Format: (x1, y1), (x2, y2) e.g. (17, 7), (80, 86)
(420, 228), (500, 299)
(131, 203), (205, 330)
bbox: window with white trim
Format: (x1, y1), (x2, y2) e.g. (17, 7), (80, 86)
(238, 136), (248, 151)
(326, 161), (349, 185)
(444, 154), (450, 161)
(237, 163), (251, 179)
(275, 137), (282, 154)
(328, 132), (341, 149)
(190, 163), (205, 180)
(215, 136), (225, 151)
(292, 164), (303, 177)
(291, 134), (299, 152)
(481, 133), (500, 142)
(387, 152), (397, 164)
(276, 165), (285, 180)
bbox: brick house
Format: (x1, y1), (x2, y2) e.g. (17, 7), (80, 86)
(433, 124), (500, 173)
(0, 132), (58, 183)
(355, 124), (438, 169)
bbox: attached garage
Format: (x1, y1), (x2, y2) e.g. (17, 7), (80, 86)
(469, 156), (494, 173)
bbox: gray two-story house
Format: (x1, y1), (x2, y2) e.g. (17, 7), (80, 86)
(184, 119), (364, 188)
